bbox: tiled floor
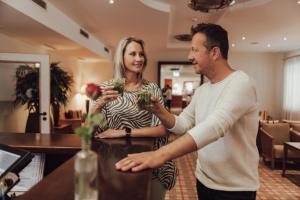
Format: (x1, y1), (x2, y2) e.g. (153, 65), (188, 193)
(165, 152), (300, 200)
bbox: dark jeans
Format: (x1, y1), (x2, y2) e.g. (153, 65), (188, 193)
(196, 179), (256, 200)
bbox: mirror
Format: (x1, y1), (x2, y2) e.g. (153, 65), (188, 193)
(158, 61), (204, 111)
(0, 61), (27, 133)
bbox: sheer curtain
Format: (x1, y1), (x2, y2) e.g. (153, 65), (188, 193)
(283, 56), (300, 120)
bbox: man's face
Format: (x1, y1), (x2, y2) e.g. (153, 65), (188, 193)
(188, 33), (213, 75)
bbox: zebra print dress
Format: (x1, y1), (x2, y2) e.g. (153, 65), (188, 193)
(98, 80), (178, 190)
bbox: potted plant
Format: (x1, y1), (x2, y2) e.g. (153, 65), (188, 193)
(14, 62), (73, 133)
(50, 62), (73, 127)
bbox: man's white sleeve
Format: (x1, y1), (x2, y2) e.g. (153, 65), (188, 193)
(188, 79), (258, 149)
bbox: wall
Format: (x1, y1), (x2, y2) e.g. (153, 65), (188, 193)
(228, 52), (284, 119)
(47, 50), (114, 112)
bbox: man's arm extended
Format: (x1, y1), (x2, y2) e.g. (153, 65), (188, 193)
(115, 133), (197, 172)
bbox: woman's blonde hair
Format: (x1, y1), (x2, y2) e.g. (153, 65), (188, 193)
(113, 36), (148, 81)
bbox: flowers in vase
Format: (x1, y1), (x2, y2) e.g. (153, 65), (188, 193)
(75, 113), (108, 143)
(76, 82), (108, 140)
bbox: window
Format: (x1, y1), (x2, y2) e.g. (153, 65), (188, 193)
(283, 56), (300, 120)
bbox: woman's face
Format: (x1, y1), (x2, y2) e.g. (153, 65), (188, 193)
(123, 41), (145, 75)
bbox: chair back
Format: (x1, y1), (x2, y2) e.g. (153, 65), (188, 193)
(261, 123), (290, 145)
(290, 123), (300, 132)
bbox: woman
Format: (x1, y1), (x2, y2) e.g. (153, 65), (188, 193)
(92, 36), (177, 200)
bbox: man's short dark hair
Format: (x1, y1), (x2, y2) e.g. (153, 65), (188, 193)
(191, 23), (229, 60)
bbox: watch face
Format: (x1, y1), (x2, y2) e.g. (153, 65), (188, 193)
(125, 127), (131, 138)
(125, 127), (131, 134)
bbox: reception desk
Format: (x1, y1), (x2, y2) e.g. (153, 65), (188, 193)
(0, 133), (154, 200)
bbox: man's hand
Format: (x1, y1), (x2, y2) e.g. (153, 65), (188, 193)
(95, 129), (125, 138)
(115, 150), (166, 172)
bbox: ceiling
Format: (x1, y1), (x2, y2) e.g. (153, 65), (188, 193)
(1, 0), (300, 61)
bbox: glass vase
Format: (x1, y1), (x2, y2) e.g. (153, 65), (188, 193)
(74, 138), (98, 200)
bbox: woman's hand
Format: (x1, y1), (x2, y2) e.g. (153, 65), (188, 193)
(93, 86), (119, 112)
(95, 128), (125, 138)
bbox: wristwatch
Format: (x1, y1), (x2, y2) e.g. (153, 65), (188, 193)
(125, 127), (131, 138)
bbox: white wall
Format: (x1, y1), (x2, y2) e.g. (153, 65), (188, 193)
(228, 52), (284, 119)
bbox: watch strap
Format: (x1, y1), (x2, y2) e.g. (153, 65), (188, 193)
(125, 127), (131, 138)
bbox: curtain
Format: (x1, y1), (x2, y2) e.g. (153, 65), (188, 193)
(283, 56), (300, 120)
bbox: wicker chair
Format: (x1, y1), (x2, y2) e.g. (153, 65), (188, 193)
(260, 122), (300, 169)
(290, 123), (300, 133)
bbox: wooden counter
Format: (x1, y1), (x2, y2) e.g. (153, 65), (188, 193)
(0, 133), (153, 200)
(0, 133), (81, 154)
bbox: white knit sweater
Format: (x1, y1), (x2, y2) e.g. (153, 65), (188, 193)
(169, 71), (260, 191)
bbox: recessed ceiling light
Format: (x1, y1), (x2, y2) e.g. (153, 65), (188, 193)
(109, 0), (114, 4)
(283, 37), (287, 41)
(242, 36), (246, 40)
(297, 0), (300, 4)
(267, 44), (271, 47)
(231, 43), (235, 47)
(191, 17), (198, 22)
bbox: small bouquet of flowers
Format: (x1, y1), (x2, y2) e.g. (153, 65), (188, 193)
(75, 112), (108, 143)
(137, 89), (153, 110)
(112, 78), (125, 96)
(76, 83), (108, 137)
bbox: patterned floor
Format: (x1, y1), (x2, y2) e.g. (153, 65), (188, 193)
(165, 152), (300, 200)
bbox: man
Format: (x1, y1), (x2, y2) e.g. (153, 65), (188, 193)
(116, 23), (259, 200)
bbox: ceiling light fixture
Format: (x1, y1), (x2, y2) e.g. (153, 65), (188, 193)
(283, 37), (287, 41)
(242, 36), (246, 40)
(109, 0), (114, 4)
(297, 0), (300, 4)
(170, 68), (180, 77)
(267, 44), (271, 47)
(188, 0), (234, 13)
(173, 71), (180, 77)
(231, 43), (235, 47)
